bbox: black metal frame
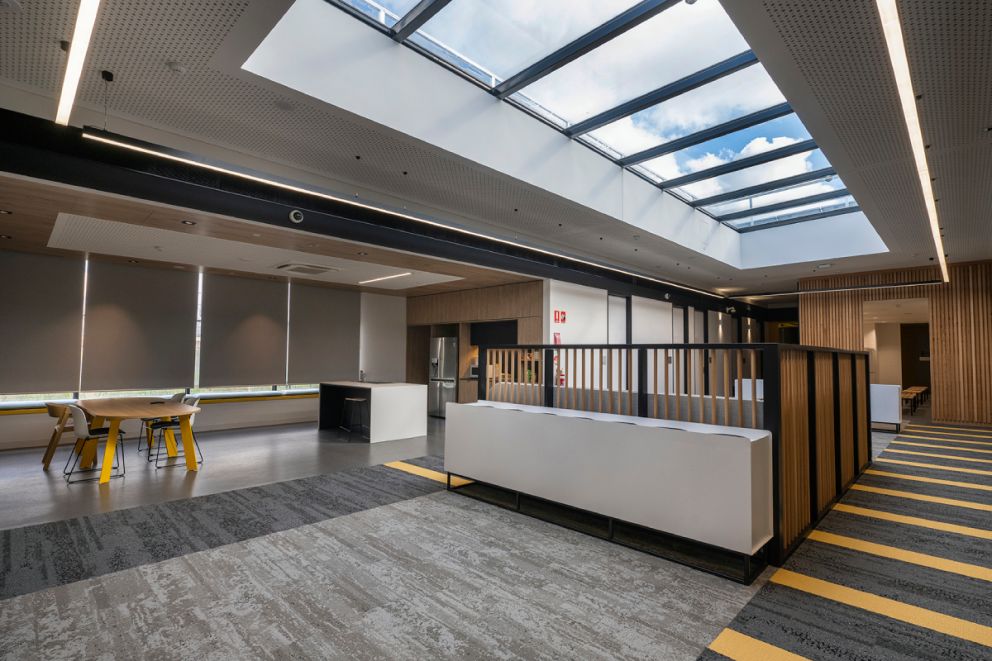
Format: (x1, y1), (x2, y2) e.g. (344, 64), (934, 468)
(565, 51), (758, 137)
(659, 139), (818, 190)
(390, 0), (452, 41)
(493, 0), (680, 99)
(63, 432), (126, 483)
(619, 102), (793, 166)
(715, 188), (851, 222)
(689, 167), (837, 208)
(734, 205), (862, 233)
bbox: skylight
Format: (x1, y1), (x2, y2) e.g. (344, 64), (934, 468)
(326, 0), (858, 233)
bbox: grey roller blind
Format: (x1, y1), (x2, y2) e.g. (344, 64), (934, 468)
(199, 273), (287, 387)
(81, 261), (197, 391)
(288, 284), (359, 383)
(0, 250), (84, 393)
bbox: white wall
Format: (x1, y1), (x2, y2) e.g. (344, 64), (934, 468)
(544, 280), (609, 344)
(359, 293), (407, 382)
(631, 297), (674, 344)
(875, 323), (902, 386)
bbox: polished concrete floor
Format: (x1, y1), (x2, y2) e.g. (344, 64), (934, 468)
(0, 418), (445, 531)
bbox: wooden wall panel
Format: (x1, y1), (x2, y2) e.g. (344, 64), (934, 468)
(837, 358), (855, 485)
(855, 355), (869, 469)
(405, 325), (430, 384)
(407, 281), (542, 326)
(813, 352), (837, 510)
(799, 261), (992, 424)
(778, 350), (810, 551)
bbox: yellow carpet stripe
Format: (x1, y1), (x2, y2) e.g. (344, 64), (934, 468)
(875, 457), (992, 477)
(899, 433), (992, 447)
(892, 440), (992, 455)
(907, 424), (992, 437)
(807, 530), (992, 582)
(707, 628), (810, 661)
(383, 461), (472, 487)
(850, 484), (992, 512)
(833, 503), (992, 540)
(884, 448), (992, 465)
(770, 569), (992, 647)
(864, 469), (992, 492)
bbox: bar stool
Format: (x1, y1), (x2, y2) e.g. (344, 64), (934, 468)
(63, 405), (125, 483)
(339, 397), (369, 439)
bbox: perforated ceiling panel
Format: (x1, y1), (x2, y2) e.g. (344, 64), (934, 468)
(724, 0), (990, 268)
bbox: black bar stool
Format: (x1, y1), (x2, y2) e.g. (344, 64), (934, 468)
(340, 397), (369, 439)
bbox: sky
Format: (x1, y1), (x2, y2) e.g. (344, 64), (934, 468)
(342, 0), (846, 217)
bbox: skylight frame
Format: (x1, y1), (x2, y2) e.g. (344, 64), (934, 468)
(322, 0), (856, 233)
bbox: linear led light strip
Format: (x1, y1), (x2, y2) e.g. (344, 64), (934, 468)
(359, 271), (411, 285)
(80, 132), (724, 299)
(55, 0), (102, 126)
(735, 279), (942, 300)
(876, 0), (949, 283)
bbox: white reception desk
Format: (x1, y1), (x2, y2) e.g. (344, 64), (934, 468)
(445, 401), (773, 556)
(319, 382), (427, 443)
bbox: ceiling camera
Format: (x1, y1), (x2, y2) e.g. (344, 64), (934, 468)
(289, 209), (304, 224)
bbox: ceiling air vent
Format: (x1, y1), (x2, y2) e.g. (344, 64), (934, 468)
(275, 263), (339, 276)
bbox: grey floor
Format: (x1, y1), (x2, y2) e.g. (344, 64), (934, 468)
(0, 418), (445, 531)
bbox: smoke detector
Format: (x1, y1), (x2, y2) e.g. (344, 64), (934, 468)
(275, 263), (339, 276)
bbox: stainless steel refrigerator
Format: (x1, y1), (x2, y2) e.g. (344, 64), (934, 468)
(428, 337), (457, 418)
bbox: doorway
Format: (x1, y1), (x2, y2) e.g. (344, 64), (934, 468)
(862, 298), (931, 419)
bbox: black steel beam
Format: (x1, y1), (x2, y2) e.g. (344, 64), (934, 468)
(733, 206), (861, 233)
(391, 0), (452, 41)
(659, 138), (817, 190)
(715, 188), (850, 222)
(493, 0), (680, 99)
(565, 51), (758, 137)
(690, 167), (836, 208)
(619, 102), (793, 166)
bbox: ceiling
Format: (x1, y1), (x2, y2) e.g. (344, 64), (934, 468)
(0, 0), (986, 295)
(0, 172), (534, 295)
(863, 298), (930, 324)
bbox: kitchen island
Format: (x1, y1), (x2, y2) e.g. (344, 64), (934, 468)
(318, 382), (427, 442)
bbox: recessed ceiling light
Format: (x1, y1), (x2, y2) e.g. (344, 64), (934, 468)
(0, 234), (11, 240)
(358, 272), (411, 285)
(181, 220), (196, 225)
(817, 263), (833, 269)
(55, 0), (101, 125)
(356, 251), (368, 256)
(127, 259), (138, 263)
(0, 209), (11, 215)
(876, 0), (948, 282)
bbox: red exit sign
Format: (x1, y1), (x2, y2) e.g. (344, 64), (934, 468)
(554, 309), (567, 323)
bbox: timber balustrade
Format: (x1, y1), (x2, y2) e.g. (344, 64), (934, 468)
(477, 343), (870, 564)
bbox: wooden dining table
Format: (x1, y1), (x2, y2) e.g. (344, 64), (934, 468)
(77, 397), (201, 484)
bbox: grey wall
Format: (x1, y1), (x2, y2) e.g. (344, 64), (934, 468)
(0, 251), (84, 393)
(288, 284), (360, 383)
(81, 261), (197, 390)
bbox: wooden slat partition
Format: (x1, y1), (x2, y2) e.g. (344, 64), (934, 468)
(478, 342), (869, 566)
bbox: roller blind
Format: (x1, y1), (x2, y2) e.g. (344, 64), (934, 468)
(199, 273), (287, 387)
(81, 261), (197, 391)
(0, 251), (84, 393)
(288, 284), (359, 383)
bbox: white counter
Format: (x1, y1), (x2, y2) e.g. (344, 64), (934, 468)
(445, 400), (772, 555)
(319, 382), (427, 442)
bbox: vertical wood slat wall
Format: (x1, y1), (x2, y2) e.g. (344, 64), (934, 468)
(799, 261), (992, 425)
(778, 350), (810, 551)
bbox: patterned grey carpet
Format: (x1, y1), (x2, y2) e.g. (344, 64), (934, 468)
(702, 424), (992, 660)
(0, 458), (445, 601)
(0, 488), (762, 660)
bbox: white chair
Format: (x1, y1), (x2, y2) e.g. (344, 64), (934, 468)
(63, 405), (125, 483)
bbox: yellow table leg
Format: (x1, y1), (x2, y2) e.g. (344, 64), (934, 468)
(99, 419), (121, 484)
(163, 427), (179, 457)
(79, 439), (97, 469)
(179, 415), (198, 472)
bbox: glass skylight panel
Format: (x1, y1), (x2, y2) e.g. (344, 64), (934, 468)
(409, 0), (641, 87)
(671, 148), (830, 201)
(703, 175), (846, 217)
(725, 194), (859, 230)
(512, 0), (748, 127)
(337, 0), (421, 29)
(631, 113), (811, 184)
(583, 65), (786, 159)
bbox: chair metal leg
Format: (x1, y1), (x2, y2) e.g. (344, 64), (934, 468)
(65, 433), (124, 483)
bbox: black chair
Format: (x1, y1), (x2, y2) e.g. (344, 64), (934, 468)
(139, 393), (185, 460)
(340, 397), (369, 439)
(63, 405), (125, 483)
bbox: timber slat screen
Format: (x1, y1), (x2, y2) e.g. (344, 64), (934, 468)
(477, 343), (870, 564)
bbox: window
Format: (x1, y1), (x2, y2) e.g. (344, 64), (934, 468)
(671, 148), (829, 202)
(724, 194), (860, 230)
(337, 0), (422, 29)
(702, 173), (846, 217)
